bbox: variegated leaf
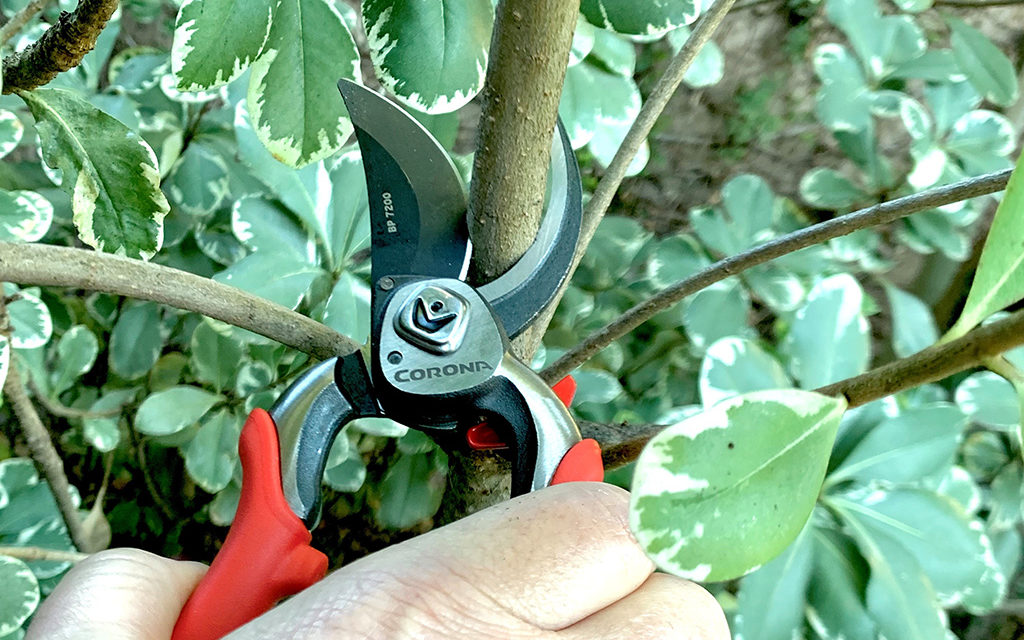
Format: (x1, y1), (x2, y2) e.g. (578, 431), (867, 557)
(247, 0), (360, 167)
(0, 191), (52, 242)
(19, 89), (167, 259)
(172, 0), (276, 91)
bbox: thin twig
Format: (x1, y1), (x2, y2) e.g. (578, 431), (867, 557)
(0, 296), (89, 551)
(0, 0), (53, 45)
(0, 545), (89, 563)
(579, 0), (739, 251)
(128, 428), (179, 522)
(817, 308), (1024, 408)
(588, 307), (1024, 465)
(541, 169), (1012, 383)
(27, 378), (121, 419)
(0, 242), (359, 360)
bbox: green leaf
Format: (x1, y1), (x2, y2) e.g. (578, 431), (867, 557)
(323, 272), (371, 344)
(210, 479), (241, 526)
(0, 556), (39, 636)
(19, 88), (167, 259)
(734, 525), (813, 640)
(0, 190), (52, 243)
(825, 0), (925, 81)
(834, 487), (1005, 613)
(0, 337), (8, 402)
(171, 0), (275, 90)
(699, 337), (791, 407)
(185, 408), (242, 493)
(247, 0), (360, 167)
(667, 26), (723, 88)
(323, 430), (366, 492)
(135, 386), (222, 437)
(839, 514), (949, 639)
(932, 465), (982, 516)
(570, 16), (596, 67)
(828, 403), (966, 485)
(955, 371), (1020, 431)
(813, 44), (871, 133)
(586, 117), (649, 177)
(588, 27), (636, 77)
(83, 389), (135, 452)
(375, 449), (448, 529)
(189, 320), (243, 392)
(947, 152), (1024, 338)
(890, 49), (962, 82)
(231, 196), (312, 263)
(574, 369), (623, 405)
(109, 303), (163, 380)
(0, 110), (24, 160)
(987, 463), (1023, 530)
(884, 284), (937, 357)
(581, 0), (698, 36)
(782, 274), (870, 388)
(684, 282), (753, 352)
(892, 0), (932, 12)
(51, 325), (99, 395)
(559, 61), (641, 149)
(327, 150), (371, 268)
(645, 234), (709, 289)
(743, 265), (806, 312)
(630, 390), (846, 581)
(213, 253), (324, 310)
(0, 459), (77, 580)
(799, 168), (867, 209)
(362, 0), (492, 113)
(234, 361), (274, 397)
(948, 16), (1019, 107)
(806, 528), (877, 640)
(7, 290), (52, 350)
(164, 142), (230, 216)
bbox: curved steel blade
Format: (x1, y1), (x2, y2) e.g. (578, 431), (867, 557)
(338, 79), (470, 285)
(477, 121), (582, 339)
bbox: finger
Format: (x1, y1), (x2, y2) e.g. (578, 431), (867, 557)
(558, 573), (730, 640)
(25, 549), (207, 640)
(230, 483), (656, 638)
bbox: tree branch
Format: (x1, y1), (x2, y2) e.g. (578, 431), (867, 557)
(0, 545), (88, 563)
(0, 0), (54, 46)
(469, 0), (579, 287)
(27, 377), (120, 420)
(526, 0), (740, 361)
(816, 308), (1024, 408)
(0, 296), (88, 551)
(1, 0), (118, 94)
(441, 0), (580, 524)
(584, 308), (1024, 467)
(0, 243), (359, 360)
(541, 169), (1012, 383)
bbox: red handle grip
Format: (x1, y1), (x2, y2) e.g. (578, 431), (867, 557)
(172, 409), (328, 640)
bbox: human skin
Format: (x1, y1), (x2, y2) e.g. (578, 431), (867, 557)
(27, 483), (729, 640)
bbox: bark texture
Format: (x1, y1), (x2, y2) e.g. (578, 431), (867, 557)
(2, 0), (118, 94)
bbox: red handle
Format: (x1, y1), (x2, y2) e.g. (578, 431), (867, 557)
(172, 409), (328, 640)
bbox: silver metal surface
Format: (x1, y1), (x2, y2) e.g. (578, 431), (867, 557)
(394, 284), (470, 354)
(379, 279), (504, 396)
(494, 356), (582, 490)
(270, 359), (354, 522)
(477, 129), (569, 302)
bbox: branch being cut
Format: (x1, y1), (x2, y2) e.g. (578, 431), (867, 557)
(541, 169), (1012, 384)
(2, 0), (118, 94)
(0, 545), (88, 563)
(0, 243), (359, 360)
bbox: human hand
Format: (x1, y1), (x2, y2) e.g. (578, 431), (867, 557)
(27, 483), (729, 639)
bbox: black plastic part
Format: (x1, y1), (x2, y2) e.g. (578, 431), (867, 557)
(292, 353), (380, 527)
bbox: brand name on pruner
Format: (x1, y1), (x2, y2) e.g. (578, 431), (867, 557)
(394, 361), (493, 382)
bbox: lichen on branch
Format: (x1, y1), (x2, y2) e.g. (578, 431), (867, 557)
(2, 0), (118, 95)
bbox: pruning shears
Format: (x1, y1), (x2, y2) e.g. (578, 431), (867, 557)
(170, 80), (603, 640)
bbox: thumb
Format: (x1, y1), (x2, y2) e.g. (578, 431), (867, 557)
(26, 549), (207, 640)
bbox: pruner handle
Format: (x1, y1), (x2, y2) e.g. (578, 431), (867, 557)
(171, 409), (327, 640)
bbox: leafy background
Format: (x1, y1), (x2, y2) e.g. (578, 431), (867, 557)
(0, 0), (1023, 638)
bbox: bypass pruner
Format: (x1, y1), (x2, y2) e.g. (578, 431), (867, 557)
(171, 80), (603, 640)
